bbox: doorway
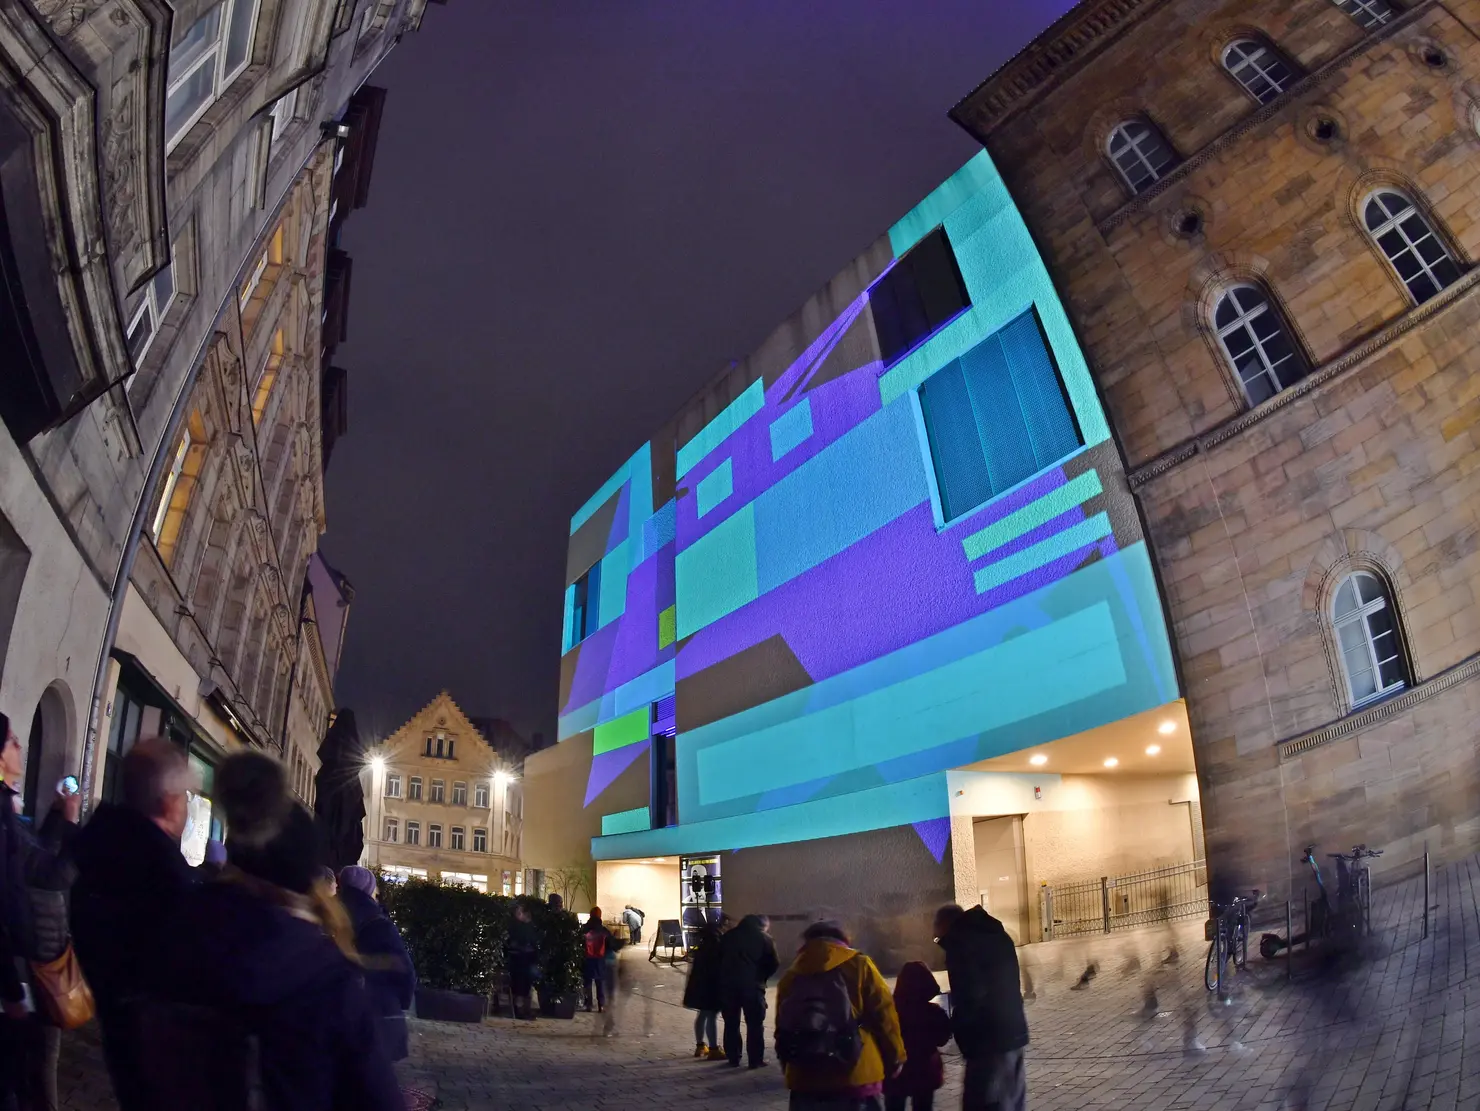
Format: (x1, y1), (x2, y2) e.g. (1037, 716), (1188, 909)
(973, 815), (1028, 945)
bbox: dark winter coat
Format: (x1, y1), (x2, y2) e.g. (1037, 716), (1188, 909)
(938, 906), (1028, 1058)
(884, 962), (952, 1098)
(681, 927), (723, 1012)
(718, 915), (778, 1001)
(70, 802), (196, 1008)
(339, 885), (415, 1061)
(140, 878), (403, 1111)
(0, 785), (78, 1004)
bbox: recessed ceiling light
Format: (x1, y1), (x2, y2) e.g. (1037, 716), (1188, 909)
(1145, 744), (1161, 756)
(1029, 754), (1048, 766)
(1158, 721), (1176, 735)
(1103, 757), (1119, 768)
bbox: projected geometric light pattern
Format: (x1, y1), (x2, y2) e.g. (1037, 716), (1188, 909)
(559, 152), (1179, 862)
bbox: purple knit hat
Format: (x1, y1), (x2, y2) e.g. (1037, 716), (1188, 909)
(338, 865), (377, 896)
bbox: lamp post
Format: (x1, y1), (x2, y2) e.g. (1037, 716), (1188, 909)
(367, 753), (385, 870)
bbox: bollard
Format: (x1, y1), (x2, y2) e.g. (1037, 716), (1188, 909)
(1285, 900), (1292, 981)
(1101, 876), (1111, 934)
(1423, 849), (1430, 941)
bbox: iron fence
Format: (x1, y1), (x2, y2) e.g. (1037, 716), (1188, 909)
(1040, 859), (1207, 940)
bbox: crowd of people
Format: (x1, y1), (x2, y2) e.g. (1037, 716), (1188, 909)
(677, 904), (1029, 1111)
(0, 719), (416, 1111)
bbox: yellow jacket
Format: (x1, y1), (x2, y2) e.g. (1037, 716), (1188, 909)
(775, 939), (906, 1092)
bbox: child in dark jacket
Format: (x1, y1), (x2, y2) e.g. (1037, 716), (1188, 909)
(883, 961), (952, 1111)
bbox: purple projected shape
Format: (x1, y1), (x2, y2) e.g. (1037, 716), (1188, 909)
(606, 480), (631, 555)
(602, 549), (670, 693)
(584, 739), (651, 808)
(564, 618), (621, 715)
(912, 818), (951, 864)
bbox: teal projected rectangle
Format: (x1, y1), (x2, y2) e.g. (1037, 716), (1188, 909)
(676, 379), (765, 479)
(962, 471), (1103, 561)
(972, 512), (1111, 595)
(600, 807), (653, 837)
(696, 459), (734, 518)
(675, 503), (759, 639)
(769, 398), (814, 462)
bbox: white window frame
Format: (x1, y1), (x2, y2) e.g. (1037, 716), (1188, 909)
(473, 783), (489, 808)
(359, 0), (395, 40)
(384, 772), (401, 798)
(450, 826), (465, 851)
(127, 257), (178, 367)
(452, 782), (467, 806)
(408, 776), (422, 801)
(1362, 189), (1462, 305)
(472, 827), (487, 853)
(430, 779), (445, 803)
(384, 817), (398, 843)
(150, 429), (192, 542)
(1222, 40), (1295, 104)
(1333, 0), (1396, 29)
(165, 0), (264, 151)
(269, 86), (299, 145)
(428, 824), (442, 849)
(1332, 571), (1407, 708)
(405, 820), (420, 846)
(1107, 119), (1177, 195)
(1214, 284), (1307, 405)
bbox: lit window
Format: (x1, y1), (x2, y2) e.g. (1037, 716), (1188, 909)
(1214, 284), (1310, 406)
(451, 827), (465, 851)
(473, 828), (487, 853)
(149, 411), (208, 563)
(917, 307), (1082, 523)
(1333, 0), (1396, 29)
(430, 779), (445, 804)
(127, 255), (179, 366)
(384, 773), (401, 798)
(251, 329), (284, 426)
(1107, 119), (1178, 195)
(1332, 571), (1407, 707)
(1222, 40), (1296, 104)
(269, 86), (298, 145)
(239, 225), (284, 311)
(428, 824), (442, 849)
(869, 227), (971, 368)
(384, 817), (398, 843)
(405, 821), (420, 846)
(1363, 190), (1462, 305)
(452, 782), (467, 806)
(165, 0), (262, 148)
(408, 776), (422, 801)
(473, 783), (489, 808)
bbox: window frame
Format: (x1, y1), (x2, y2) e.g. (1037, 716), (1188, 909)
(1333, 0), (1397, 30)
(473, 783), (489, 809)
(427, 824), (443, 849)
(1106, 118), (1178, 196)
(1212, 283), (1310, 407)
(1361, 189), (1463, 306)
(383, 817), (398, 843)
(430, 779), (445, 804)
(405, 820), (420, 846)
(384, 772), (401, 798)
(452, 781), (467, 806)
(472, 827), (487, 853)
(1221, 39), (1297, 105)
(1330, 570), (1408, 708)
(269, 86), (299, 146)
(165, 0), (264, 151)
(408, 776), (422, 801)
(127, 257), (179, 367)
(450, 826), (465, 851)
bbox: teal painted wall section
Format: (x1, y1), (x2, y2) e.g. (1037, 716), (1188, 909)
(601, 806), (653, 837)
(675, 504), (759, 639)
(676, 379), (766, 479)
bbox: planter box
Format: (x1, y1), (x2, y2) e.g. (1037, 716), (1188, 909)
(536, 988), (578, 1019)
(414, 986), (486, 1024)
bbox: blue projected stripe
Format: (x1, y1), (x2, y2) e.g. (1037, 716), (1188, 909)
(697, 459), (734, 518)
(557, 698), (601, 742)
(962, 471), (1103, 561)
(971, 512), (1111, 595)
(676, 380), (766, 479)
(601, 807), (653, 836)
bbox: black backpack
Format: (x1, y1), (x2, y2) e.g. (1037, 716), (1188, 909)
(775, 965), (862, 1067)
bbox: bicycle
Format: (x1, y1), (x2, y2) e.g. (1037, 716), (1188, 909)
(1259, 844), (1382, 958)
(1205, 890), (1260, 993)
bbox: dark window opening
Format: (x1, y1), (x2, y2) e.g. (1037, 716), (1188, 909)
(870, 227), (971, 369)
(651, 721), (677, 830)
(571, 561), (602, 645)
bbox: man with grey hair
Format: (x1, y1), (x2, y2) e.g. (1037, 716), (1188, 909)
(70, 737), (198, 1111)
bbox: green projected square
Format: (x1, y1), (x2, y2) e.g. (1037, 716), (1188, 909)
(658, 605), (677, 649)
(593, 707), (650, 756)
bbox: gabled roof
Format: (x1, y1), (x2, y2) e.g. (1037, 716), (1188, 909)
(380, 690), (492, 756)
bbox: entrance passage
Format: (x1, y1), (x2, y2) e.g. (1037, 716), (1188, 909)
(973, 816), (1029, 944)
(1039, 858), (1207, 940)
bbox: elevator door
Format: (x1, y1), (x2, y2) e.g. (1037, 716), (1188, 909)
(973, 815), (1028, 945)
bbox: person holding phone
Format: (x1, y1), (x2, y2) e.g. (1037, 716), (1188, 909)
(0, 710), (81, 1111)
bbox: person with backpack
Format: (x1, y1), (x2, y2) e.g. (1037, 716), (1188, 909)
(682, 919), (725, 1059)
(336, 866), (416, 1058)
(581, 908), (612, 1013)
(884, 962), (951, 1111)
(719, 913), (779, 1068)
(933, 904), (1028, 1111)
(775, 920), (905, 1110)
(622, 905), (645, 945)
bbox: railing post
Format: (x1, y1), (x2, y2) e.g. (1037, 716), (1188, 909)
(1423, 847), (1430, 941)
(1285, 900), (1292, 982)
(1101, 876), (1111, 934)
(1040, 885), (1053, 942)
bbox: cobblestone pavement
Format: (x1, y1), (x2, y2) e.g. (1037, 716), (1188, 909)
(54, 855), (1480, 1109)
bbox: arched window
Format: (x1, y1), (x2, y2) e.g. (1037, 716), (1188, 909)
(1332, 571), (1406, 706)
(1107, 119), (1178, 195)
(1213, 285), (1310, 405)
(1222, 40), (1296, 104)
(1363, 190), (1461, 304)
(1333, 0), (1397, 30)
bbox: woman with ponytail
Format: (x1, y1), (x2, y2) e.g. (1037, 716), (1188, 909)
(141, 750), (403, 1111)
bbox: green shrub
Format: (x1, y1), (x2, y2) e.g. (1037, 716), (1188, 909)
(379, 878), (583, 997)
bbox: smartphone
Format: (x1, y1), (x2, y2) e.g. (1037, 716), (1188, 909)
(58, 775), (79, 796)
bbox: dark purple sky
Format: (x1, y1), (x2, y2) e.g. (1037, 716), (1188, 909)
(323, 1), (1073, 744)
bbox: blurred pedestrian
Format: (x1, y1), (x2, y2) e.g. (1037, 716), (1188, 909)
(933, 904), (1028, 1111)
(138, 750), (403, 1111)
(884, 961), (950, 1111)
(581, 907), (612, 1012)
(0, 713), (81, 1111)
(547, 892), (563, 912)
(600, 934), (625, 1037)
(622, 905), (645, 945)
(719, 914), (779, 1069)
(318, 867), (338, 898)
(505, 900), (541, 1021)
(70, 737), (191, 1111)
(337, 866), (416, 1059)
(775, 920), (904, 1110)
(682, 919), (725, 1059)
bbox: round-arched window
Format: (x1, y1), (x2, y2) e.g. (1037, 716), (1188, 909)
(1332, 571), (1407, 707)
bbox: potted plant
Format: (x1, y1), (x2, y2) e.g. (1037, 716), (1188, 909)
(382, 878), (493, 1023)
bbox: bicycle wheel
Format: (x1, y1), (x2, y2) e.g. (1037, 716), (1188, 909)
(1204, 934), (1224, 992)
(1235, 921), (1248, 969)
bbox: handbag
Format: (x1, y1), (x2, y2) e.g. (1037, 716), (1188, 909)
(29, 943), (96, 1030)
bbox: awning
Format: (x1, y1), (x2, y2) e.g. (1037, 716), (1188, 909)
(109, 648), (243, 758)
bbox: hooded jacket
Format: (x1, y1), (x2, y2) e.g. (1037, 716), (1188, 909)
(718, 914), (778, 999)
(884, 961), (951, 1097)
(775, 938), (905, 1095)
(339, 884), (416, 1061)
(681, 925), (723, 1012)
(939, 905), (1028, 1057)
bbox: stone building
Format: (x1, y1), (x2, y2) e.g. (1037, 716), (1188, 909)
(365, 691), (527, 894)
(951, 0), (1480, 897)
(0, 1), (437, 830)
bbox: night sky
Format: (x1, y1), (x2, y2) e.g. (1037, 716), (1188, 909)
(323, 1), (1073, 745)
